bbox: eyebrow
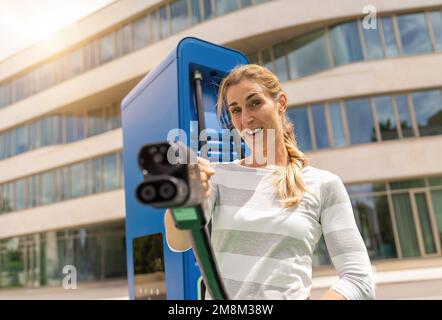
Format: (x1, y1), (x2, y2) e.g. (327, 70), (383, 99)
(227, 93), (260, 108)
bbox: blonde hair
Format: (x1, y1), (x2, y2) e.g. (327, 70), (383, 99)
(216, 64), (309, 208)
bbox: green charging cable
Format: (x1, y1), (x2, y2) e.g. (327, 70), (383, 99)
(172, 205), (228, 300)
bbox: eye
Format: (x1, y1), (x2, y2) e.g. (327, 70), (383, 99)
(250, 100), (261, 108)
(229, 107), (241, 114)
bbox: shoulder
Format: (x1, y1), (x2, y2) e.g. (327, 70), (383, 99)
(303, 166), (347, 203)
(302, 165), (341, 185)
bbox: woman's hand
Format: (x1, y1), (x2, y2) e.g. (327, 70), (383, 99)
(197, 157), (215, 199)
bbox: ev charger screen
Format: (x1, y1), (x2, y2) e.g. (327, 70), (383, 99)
(133, 233), (166, 300)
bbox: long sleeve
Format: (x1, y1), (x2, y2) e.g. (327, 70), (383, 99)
(319, 174), (376, 300)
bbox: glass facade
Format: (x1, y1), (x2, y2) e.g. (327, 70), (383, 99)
(285, 87), (442, 152)
(397, 13), (432, 55)
(248, 9), (442, 82)
(0, 222), (126, 288)
(0, 0), (272, 110)
(411, 90), (442, 137)
(314, 176), (442, 265)
(0, 103), (121, 161)
(0, 152), (123, 214)
(330, 21), (363, 66)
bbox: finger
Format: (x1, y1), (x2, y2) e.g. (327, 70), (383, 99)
(200, 171), (208, 182)
(198, 157), (210, 165)
(199, 164), (215, 176)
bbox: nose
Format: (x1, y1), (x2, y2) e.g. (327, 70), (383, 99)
(241, 108), (254, 129)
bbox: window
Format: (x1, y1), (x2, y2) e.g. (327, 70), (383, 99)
(86, 158), (102, 194)
(0, 134), (4, 160)
(84, 40), (98, 71)
(15, 76), (26, 101)
(28, 176), (37, 207)
(55, 56), (68, 83)
(76, 113), (85, 140)
(329, 102), (346, 147)
(159, 6), (170, 40)
(345, 98), (376, 144)
(14, 180), (26, 211)
(215, 0), (238, 16)
(53, 115), (63, 144)
(411, 90), (442, 136)
(170, 0), (190, 34)
(62, 167), (71, 200)
(66, 115), (75, 143)
(132, 16), (149, 50)
(190, 0), (202, 25)
(312, 103), (330, 149)
(37, 61), (57, 92)
(0, 84), (6, 108)
(395, 95), (414, 138)
(203, 0), (214, 20)
(99, 33), (115, 64)
(431, 189), (442, 248)
(150, 10), (160, 43)
(103, 154), (118, 191)
(273, 43), (289, 83)
(380, 16), (399, 57)
(286, 107), (312, 151)
(68, 48), (84, 77)
(351, 195), (397, 259)
(4, 131), (11, 158)
(240, 0), (253, 8)
(70, 163), (86, 198)
(248, 52), (259, 64)
(330, 21), (363, 66)
(2, 82), (11, 108)
(415, 193), (437, 254)
(116, 24), (132, 56)
(41, 172), (54, 205)
(430, 11), (442, 51)
(374, 96), (398, 141)
(397, 13), (432, 55)
(262, 48), (273, 72)
(28, 120), (42, 150)
(16, 126), (27, 154)
(362, 25), (384, 60)
(41, 117), (54, 146)
(87, 108), (105, 137)
(54, 169), (64, 202)
(105, 104), (121, 131)
(287, 29), (330, 79)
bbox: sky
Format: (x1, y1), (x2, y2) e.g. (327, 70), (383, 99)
(0, 0), (115, 62)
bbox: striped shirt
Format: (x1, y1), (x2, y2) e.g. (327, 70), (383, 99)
(168, 160), (375, 300)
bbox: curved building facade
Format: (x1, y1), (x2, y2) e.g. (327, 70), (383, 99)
(0, 0), (441, 297)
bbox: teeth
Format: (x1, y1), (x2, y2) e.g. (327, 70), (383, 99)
(245, 127), (263, 135)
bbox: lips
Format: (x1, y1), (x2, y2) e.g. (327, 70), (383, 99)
(244, 127), (264, 136)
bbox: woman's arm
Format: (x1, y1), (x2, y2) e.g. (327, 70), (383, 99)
(319, 174), (376, 300)
(164, 157), (216, 252)
(319, 289), (347, 300)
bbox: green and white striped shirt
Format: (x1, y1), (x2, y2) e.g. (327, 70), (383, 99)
(202, 160), (375, 300)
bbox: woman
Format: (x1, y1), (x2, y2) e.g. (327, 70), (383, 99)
(165, 64), (375, 300)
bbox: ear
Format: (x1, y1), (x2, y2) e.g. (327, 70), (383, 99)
(277, 92), (288, 113)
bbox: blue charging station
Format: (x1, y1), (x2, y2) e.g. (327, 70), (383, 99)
(121, 37), (248, 300)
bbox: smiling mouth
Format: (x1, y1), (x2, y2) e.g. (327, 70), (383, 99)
(244, 127), (264, 136)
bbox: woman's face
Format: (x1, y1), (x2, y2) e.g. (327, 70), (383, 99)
(226, 79), (286, 153)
